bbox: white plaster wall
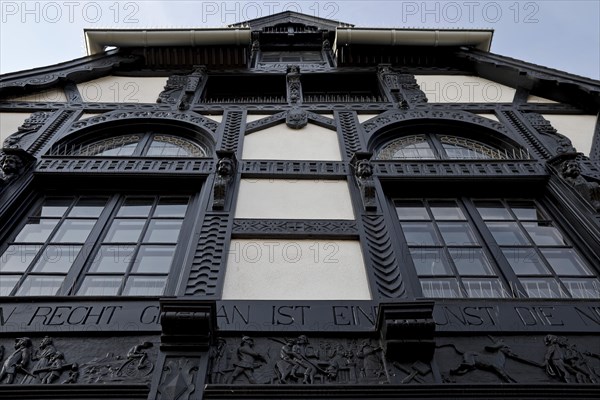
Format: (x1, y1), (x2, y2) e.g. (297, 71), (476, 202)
(542, 114), (597, 155)
(528, 95), (558, 103)
(242, 123), (341, 160)
(7, 88), (66, 102)
(202, 114), (223, 123)
(246, 114), (271, 123)
(0, 113), (30, 144)
(222, 239), (371, 300)
(415, 75), (516, 103)
(78, 113), (101, 121)
(235, 179), (354, 220)
(357, 114), (379, 123)
(476, 113), (500, 122)
(77, 76), (167, 103)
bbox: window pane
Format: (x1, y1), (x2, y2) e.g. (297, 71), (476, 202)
(502, 248), (549, 275)
(541, 249), (593, 276)
(15, 219), (59, 242)
(395, 202), (429, 220)
(522, 222), (566, 246)
(0, 245), (40, 272)
(463, 278), (506, 298)
(104, 219), (145, 242)
(420, 279), (461, 298)
(39, 198), (72, 217)
(132, 246), (175, 273)
(476, 202), (512, 220)
(123, 276), (166, 296)
(89, 245), (135, 273)
(509, 202), (542, 220)
(430, 203), (465, 220)
(562, 278), (600, 299)
(52, 219), (95, 243)
(77, 276), (122, 296)
(154, 198), (188, 217)
(410, 249), (451, 276)
(378, 135), (435, 160)
(438, 222), (478, 245)
(146, 136), (205, 157)
(68, 198), (107, 217)
(32, 245), (81, 273)
(117, 198), (153, 217)
(143, 220), (183, 243)
(401, 223), (440, 245)
(0, 275), (19, 296)
(16, 276), (64, 296)
(449, 248), (494, 275)
(487, 222), (529, 245)
(520, 278), (566, 298)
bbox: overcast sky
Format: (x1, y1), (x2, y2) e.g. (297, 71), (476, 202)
(1, 1), (598, 79)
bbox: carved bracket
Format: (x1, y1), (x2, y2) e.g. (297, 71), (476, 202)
(160, 300), (216, 352)
(550, 153), (600, 211)
(212, 150), (237, 210)
(377, 302), (436, 361)
(350, 152), (377, 211)
(285, 107), (308, 129)
(0, 148), (36, 189)
(523, 112), (575, 155)
(377, 64), (427, 108)
(157, 66), (207, 110)
(3, 111), (53, 149)
(286, 65), (302, 105)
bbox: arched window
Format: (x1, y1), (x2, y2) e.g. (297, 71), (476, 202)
(376, 134), (529, 160)
(59, 133), (209, 157)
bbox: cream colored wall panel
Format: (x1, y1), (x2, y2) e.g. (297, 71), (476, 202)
(476, 113), (500, 122)
(0, 113), (30, 144)
(242, 123), (341, 161)
(528, 95), (558, 103)
(202, 114), (223, 123)
(222, 240), (371, 300)
(357, 114), (379, 123)
(78, 113), (101, 121)
(542, 114), (597, 155)
(415, 75), (516, 103)
(246, 114), (271, 123)
(235, 179), (354, 220)
(8, 88), (67, 102)
(77, 76), (166, 103)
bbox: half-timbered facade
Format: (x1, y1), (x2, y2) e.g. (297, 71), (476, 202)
(0, 11), (599, 399)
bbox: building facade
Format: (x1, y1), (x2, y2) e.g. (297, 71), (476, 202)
(0, 11), (599, 399)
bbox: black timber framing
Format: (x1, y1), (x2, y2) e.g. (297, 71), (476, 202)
(0, 11), (600, 400)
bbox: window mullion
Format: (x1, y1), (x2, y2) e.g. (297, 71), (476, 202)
(462, 198), (527, 298)
(59, 195), (121, 296)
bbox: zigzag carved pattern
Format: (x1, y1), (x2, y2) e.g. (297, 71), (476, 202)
(185, 214), (229, 296)
(338, 112), (362, 159)
(362, 215), (406, 299)
(501, 110), (551, 160)
(30, 110), (74, 155)
(220, 112), (243, 153)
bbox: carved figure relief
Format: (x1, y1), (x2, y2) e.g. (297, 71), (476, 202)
(544, 335), (599, 383)
(213, 151), (237, 210)
(351, 152), (377, 211)
(561, 159), (600, 211)
(0, 337), (32, 384)
(81, 341), (154, 383)
(285, 107), (308, 129)
(157, 358), (200, 400)
(3, 111), (52, 149)
(208, 336), (390, 385)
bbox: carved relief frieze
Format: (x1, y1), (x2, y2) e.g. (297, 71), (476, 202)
(286, 65), (302, 105)
(436, 335), (600, 384)
(0, 336), (156, 385)
(232, 219), (358, 237)
(156, 358), (200, 400)
(208, 336), (391, 385)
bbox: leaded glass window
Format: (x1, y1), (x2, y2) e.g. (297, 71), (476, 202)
(377, 134), (529, 160)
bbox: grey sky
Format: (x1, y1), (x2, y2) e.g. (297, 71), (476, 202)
(1, 0), (599, 80)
